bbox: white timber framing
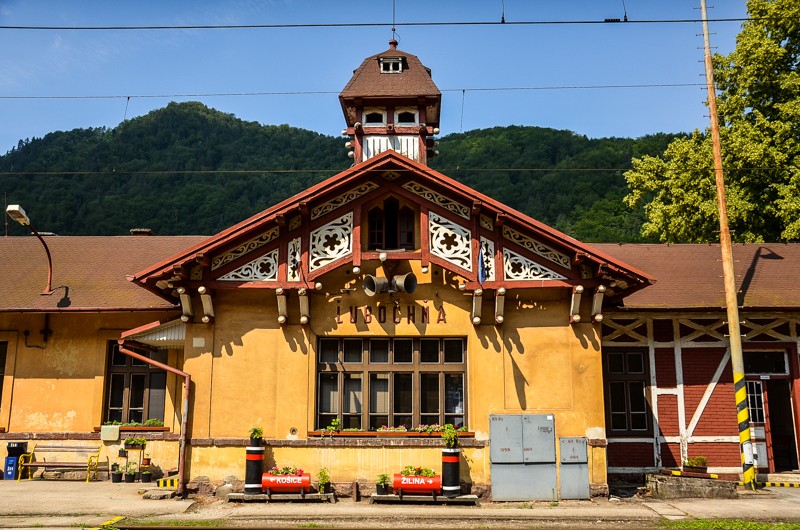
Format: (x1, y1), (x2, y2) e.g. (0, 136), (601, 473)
(603, 312), (800, 474)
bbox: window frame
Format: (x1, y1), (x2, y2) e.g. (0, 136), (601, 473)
(365, 197), (418, 251)
(104, 341), (167, 424)
(362, 108), (387, 126)
(316, 337), (467, 431)
(603, 349), (652, 436)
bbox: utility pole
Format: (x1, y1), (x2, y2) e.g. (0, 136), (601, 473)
(700, 0), (755, 489)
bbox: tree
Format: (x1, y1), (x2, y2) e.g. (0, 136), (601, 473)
(624, 0), (800, 242)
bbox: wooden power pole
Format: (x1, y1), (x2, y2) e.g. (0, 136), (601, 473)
(700, 0), (755, 489)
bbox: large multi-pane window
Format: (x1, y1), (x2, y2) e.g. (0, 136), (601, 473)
(366, 197), (416, 251)
(604, 350), (650, 435)
(317, 337), (466, 430)
(105, 341), (167, 424)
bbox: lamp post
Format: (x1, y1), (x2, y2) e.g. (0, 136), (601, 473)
(5, 204), (55, 295)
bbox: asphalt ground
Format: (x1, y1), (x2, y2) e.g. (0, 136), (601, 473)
(2, 479), (800, 529)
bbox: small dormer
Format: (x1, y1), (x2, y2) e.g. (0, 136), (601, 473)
(339, 40), (441, 166)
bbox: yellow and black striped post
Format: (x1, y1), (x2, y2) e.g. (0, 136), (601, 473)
(734, 372), (756, 489)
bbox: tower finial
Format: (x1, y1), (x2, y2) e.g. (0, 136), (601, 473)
(389, 39), (398, 50)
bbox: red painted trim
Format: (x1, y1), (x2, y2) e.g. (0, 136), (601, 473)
(246, 454), (264, 461)
(442, 456), (459, 463)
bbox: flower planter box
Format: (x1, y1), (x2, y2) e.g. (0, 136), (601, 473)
(261, 473), (311, 493)
(683, 466), (708, 474)
(392, 473), (441, 495)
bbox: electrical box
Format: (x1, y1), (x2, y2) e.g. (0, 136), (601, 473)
(490, 414), (557, 501)
(559, 437), (589, 499)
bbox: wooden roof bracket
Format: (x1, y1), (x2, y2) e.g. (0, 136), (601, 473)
(198, 286), (214, 324)
(495, 287), (506, 325)
(471, 288), (483, 326)
(276, 288), (288, 325)
(569, 285), (584, 324)
(591, 285), (606, 323)
(299, 288), (310, 325)
(177, 286), (193, 323)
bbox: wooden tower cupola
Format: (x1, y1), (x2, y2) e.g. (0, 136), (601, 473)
(339, 40), (441, 166)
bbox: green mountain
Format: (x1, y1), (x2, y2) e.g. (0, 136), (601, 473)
(1, 102), (678, 241)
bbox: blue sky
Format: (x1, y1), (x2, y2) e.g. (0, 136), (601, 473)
(0, 1), (748, 155)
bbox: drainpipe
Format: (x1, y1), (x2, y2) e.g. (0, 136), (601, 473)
(118, 339), (191, 497)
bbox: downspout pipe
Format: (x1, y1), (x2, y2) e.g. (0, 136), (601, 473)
(118, 339), (191, 497)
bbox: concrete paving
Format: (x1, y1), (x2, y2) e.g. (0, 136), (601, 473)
(1, 478), (800, 528)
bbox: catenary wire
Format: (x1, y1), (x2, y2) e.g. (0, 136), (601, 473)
(0, 17), (755, 31)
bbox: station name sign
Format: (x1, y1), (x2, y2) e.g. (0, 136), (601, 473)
(336, 304), (447, 325)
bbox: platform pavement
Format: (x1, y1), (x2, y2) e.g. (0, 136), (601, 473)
(1, 479), (800, 528)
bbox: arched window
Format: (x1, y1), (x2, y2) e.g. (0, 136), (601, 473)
(363, 108), (386, 126)
(366, 198), (417, 251)
(395, 108), (418, 125)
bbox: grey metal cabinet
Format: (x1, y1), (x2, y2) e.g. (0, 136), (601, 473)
(559, 436), (589, 499)
(489, 414), (557, 501)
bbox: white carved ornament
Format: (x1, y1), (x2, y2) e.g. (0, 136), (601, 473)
(311, 182), (378, 220)
(503, 248), (566, 281)
(212, 227), (280, 270)
(309, 212), (353, 271)
(287, 237), (302, 282)
(402, 181), (470, 220)
(480, 215), (494, 231)
(479, 237), (496, 282)
(429, 212), (472, 271)
(502, 226), (571, 270)
(218, 248), (279, 281)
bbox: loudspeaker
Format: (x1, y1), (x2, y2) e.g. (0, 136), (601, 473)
(392, 272), (417, 294)
(363, 275), (390, 297)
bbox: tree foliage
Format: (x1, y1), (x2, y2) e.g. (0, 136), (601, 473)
(625, 0), (800, 242)
(3, 102), (674, 241)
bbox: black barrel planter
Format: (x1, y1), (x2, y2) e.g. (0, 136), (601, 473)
(245, 441), (265, 494)
(442, 447), (460, 498)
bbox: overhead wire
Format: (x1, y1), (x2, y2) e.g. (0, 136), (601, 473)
(0, 17), (756, 31)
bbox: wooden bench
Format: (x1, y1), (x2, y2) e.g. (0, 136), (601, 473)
(17, 444), (107, 483)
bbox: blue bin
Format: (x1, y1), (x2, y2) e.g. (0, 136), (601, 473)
(4, 456), (19, 480)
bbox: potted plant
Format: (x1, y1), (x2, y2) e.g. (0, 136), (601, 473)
(376, 473), (390, 495)
(118, 448), (128, 458)
(123, 436), (146, 449)
(441, 423), (461, 498)
(249, 426), (264, 446)
(124, 463), (137, 483)
(141, 454), (151, 466)
(683, 456), (708, 473)
(317, 467), (331, 494)
(140, 468), (153, 483)
(111, 464), (123, 483)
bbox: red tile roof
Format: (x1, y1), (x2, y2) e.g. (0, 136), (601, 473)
(0, 235), (206, 312)
(593, 243), (800, 310)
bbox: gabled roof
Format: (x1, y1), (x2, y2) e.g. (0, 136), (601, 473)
(131, 150), (653, 301)
(0, 235), (206, 312)
(593, 243), (800, 310)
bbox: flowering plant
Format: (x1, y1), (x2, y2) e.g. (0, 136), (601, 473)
(268, 465), (304, 476)
(400, 465), (436, 477)
(377, 425), (408, 432)
(410, 423), (443, 433)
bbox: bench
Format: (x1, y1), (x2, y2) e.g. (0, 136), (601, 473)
(17, 444), (107, 483)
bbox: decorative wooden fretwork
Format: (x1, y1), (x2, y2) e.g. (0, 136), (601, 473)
(311, 182), (379, 220)
(403, 181), (470, 220)
(212, 227), (280, 271)
(287, 237), (302, 282)
(381, 171), (401, 181)
(602, 315), (800, 346)
(502, 226), (571, 270)
(309, 212), (353, 272)
(429, 212), (472, 271)
(479, 237), (496, 282)
(288, 216), (302, 232)
(503, 248), (566, 281)
(480, 215), (494, 231)
(218, 248), (279, 281)
(190, 265), (203, 281)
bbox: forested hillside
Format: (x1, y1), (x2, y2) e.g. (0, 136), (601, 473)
(1, 102), (679, 241)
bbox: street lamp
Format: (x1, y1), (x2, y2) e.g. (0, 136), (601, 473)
(6, 204), (55, 295)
